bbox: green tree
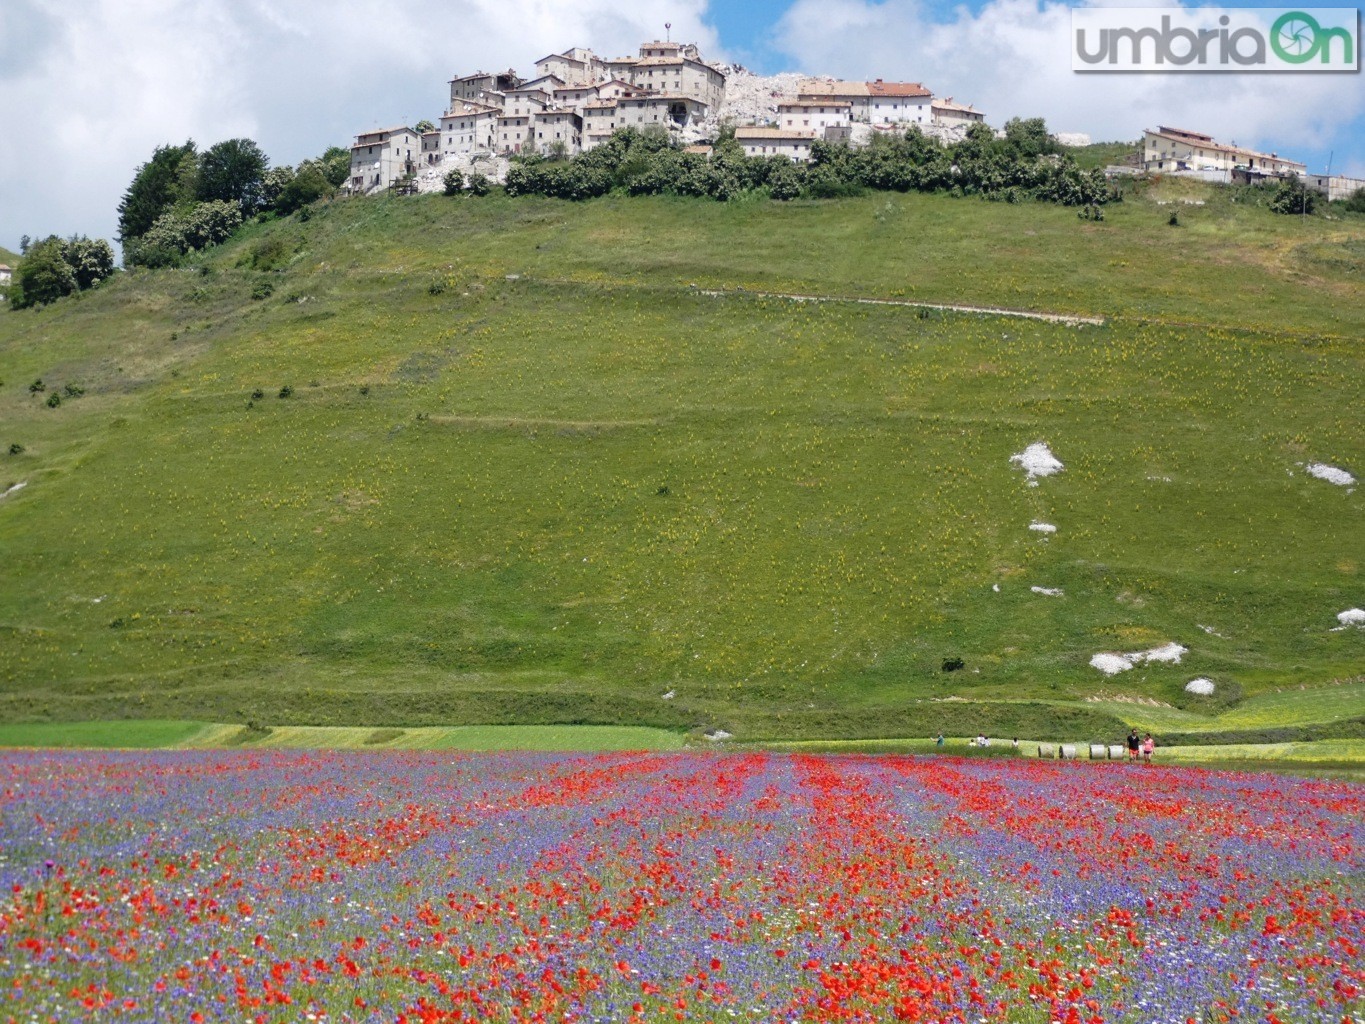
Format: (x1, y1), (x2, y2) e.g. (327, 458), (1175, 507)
(466, 172), (491, 196)
(275, 163), (330, 214)
(1003, 117), (1056, 158)
(443, 169), (465, 196)
(1343, 187), (1365, 213)
(261, 166), (295, 209)
(61, 237), (116, 290)
(117, 141), (197, 242)
(197, 138), (269, 213)
(10, 237), (76, 309)
(314, 147), (352, 188)
(1269, 176), (1316, 215)
(414, 119), (436, 134)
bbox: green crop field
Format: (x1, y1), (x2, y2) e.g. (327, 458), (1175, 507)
(1, 186), (1362, 746)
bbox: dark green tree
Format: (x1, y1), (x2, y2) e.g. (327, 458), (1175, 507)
(116, 140), (197, 242)
(314, 147), (352, 188)
(197, 138), (269, 213)
(61, 237), (116, 290)
(1269, 176), (1316, 215)
(1342, 187), (1365, 213)
(275, 163), (330, 214)
(10, 237), (76, 309)
(1003, 117), (1056, 158)
(414, 119), (436, 134)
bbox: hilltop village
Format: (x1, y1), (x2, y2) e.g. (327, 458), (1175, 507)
(347, 38), (986, 194)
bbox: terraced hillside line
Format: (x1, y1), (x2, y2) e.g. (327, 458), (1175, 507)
(697, 287), (1106, 326)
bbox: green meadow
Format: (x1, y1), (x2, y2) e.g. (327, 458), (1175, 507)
(1, 186), (1361, 745)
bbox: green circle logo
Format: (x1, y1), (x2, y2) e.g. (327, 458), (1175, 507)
(1271, 11), (1326, 63)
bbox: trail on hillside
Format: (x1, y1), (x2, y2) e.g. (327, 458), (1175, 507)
(698, 288), (1106, 325)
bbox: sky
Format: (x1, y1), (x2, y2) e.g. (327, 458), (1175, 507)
(0, 0), (1360, 255)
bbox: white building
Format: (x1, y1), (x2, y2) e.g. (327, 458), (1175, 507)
(735, 126), (816, 162)
(931, 98), (985, 128)
(534, 48), (604, 85)
(777, 101), (852, 134)
(532, 109), (583, 155)
(449, 70), (521, 107)
(497, 114), (534, 154)
(440, 103), (499, 158)
(798, 80), (931, 124)
(1305, 173), (1365, 202)
(1143, 126), (1306, 177)
(349, 126), (420, 191)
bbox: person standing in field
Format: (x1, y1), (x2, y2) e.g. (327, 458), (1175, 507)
(936, 733), (945, 748)
(1127, 729), (1141, 762)
(1142, 733), (1155, 765)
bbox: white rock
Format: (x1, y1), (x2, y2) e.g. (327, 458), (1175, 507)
(1337, 608), (1365, 626)
(1010, 443), (1064, 481)
(992, 584), (1000, 592)
(703, 729), (732, 742)
(1140, 642), (1187, 664)
(1, 481), (27, 500)
(1031, 586), (1064, 597)
(1184, 678), (1216, 695)
(1090, 653), (1134, 675)
(661, 689), (676, 700)
(1306, 463), (1356, 486)
(1028, 521), (1057, 533)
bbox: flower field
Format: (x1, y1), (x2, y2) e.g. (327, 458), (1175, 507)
(2, 751), (1361, 1023)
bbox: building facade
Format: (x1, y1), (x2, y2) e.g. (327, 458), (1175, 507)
(735, 126), (816, 162)
(349, 127), (420, 191)
(1143, 127), (1306, 177)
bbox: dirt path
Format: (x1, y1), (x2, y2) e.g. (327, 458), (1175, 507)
(698, 288), (1105, 326)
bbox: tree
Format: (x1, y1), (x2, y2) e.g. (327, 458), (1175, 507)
(62, 237), (116, 290)
(314, 147), (352, 188)
(125, 200), (243, 267)
(117, 141), (197, 242)
(466, 172), (491, 196)
(197, 138), (269, 213)
(414, 119), (436, 134)
(10, 238), (76, 309)
(1343, 187), (1365, 214)
(1269, 176), (1316, 215)
(275, 163), (330, 214)
(443, 169), (465, 196)
(1003, 117), (1056, 158)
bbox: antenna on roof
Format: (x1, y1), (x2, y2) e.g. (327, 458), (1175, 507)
(665, 22), (671, 41)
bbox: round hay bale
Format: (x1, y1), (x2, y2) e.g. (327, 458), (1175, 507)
(1037, 743), (1056, 759)
(1108, 744), (1125, 760)
(1059, 744), (1077, 760)
(1089, 744), (1107, 760)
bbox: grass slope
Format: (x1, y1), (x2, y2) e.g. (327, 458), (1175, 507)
(1, 189), (1362, 742)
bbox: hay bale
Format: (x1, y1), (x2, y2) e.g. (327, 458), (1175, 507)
(1089, 744), (1107, 760)
(1108, 744), (1125, 760)
(1037, 743), (1056, 759)
(1059, 744), (1077, 760)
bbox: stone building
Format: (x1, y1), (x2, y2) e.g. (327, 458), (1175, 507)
(777, 100), (852, 134)
(734, 126), (816, 162)
(1142, 126), (1306, 178)
(930, 98), (985, 128)
(798, 80), (931, 124)
(349, 126), (420, 191)
(533, 109), (583, 155)
(440, 103), (499, 158)
(449, 70), (521, 107)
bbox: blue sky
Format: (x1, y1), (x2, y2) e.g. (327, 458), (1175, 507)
(0, 0), (1360, 254)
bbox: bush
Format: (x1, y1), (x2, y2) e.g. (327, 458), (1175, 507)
(63, 383), (84, 398)
(1269, 177), (1316, 215)
(127, 200), (243, 267)
(278, 384), (293, 398)
(1346, 187), (1365, 214)
(9, 443), (25, 455)
(443, 169), (465, 196)
(45, 392), (61, 408)
(251, 278), (274, 301)
(466, 173), (491, 196)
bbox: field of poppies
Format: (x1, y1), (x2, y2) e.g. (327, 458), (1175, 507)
(1, 751), (1361, 1023)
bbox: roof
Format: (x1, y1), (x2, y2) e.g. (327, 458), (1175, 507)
(0, 264), (10, 271)
(682, 144), (713, 154)
(1144, 128), (1305, 167)
(583, 100), (618, 110)
(449, 71), (491, 83)
(634, 56), (686, 67)
(734, 126), (817, 140)
(352, 126), (416, 145)
(535, 52), (588, 67)
(867, 79), (931, 98)
(513, 74), (564, 90)
(421, 130), (441, 138)
(799, 80), (870, 98)
(1157, 125), (1214, 142)
(777, 100), (852, 110)
(931, 98), (980, 113)
(639, 40), (683, 49)
(442, 103), (500, 118)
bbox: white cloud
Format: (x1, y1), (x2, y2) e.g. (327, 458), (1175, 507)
(774, 0), (1363, 160)
(0, 0), (716, 251)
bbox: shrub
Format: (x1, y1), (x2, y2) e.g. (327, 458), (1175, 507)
(443, 169), (465, 196)
(1269, 177), (1316, 215)
(278, 384), (293, 398)
(8, 444), (24, 455)
(250, 388), (264, 401)
(28, 379), (44, 394)
(128, 200), (243, 267)
(466, 173), (491, 196)
(941, 657), (965, 672)
(251, 278), (274, 301)
(63, 383), (84, 397)
(45, 392), (61, 408)
(1345, 187), (1365, 213)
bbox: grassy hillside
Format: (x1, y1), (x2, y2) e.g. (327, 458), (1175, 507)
(1, 188), (1361, 742)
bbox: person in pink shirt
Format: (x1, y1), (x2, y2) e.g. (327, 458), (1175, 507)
(1141, 734), (1155, 764)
